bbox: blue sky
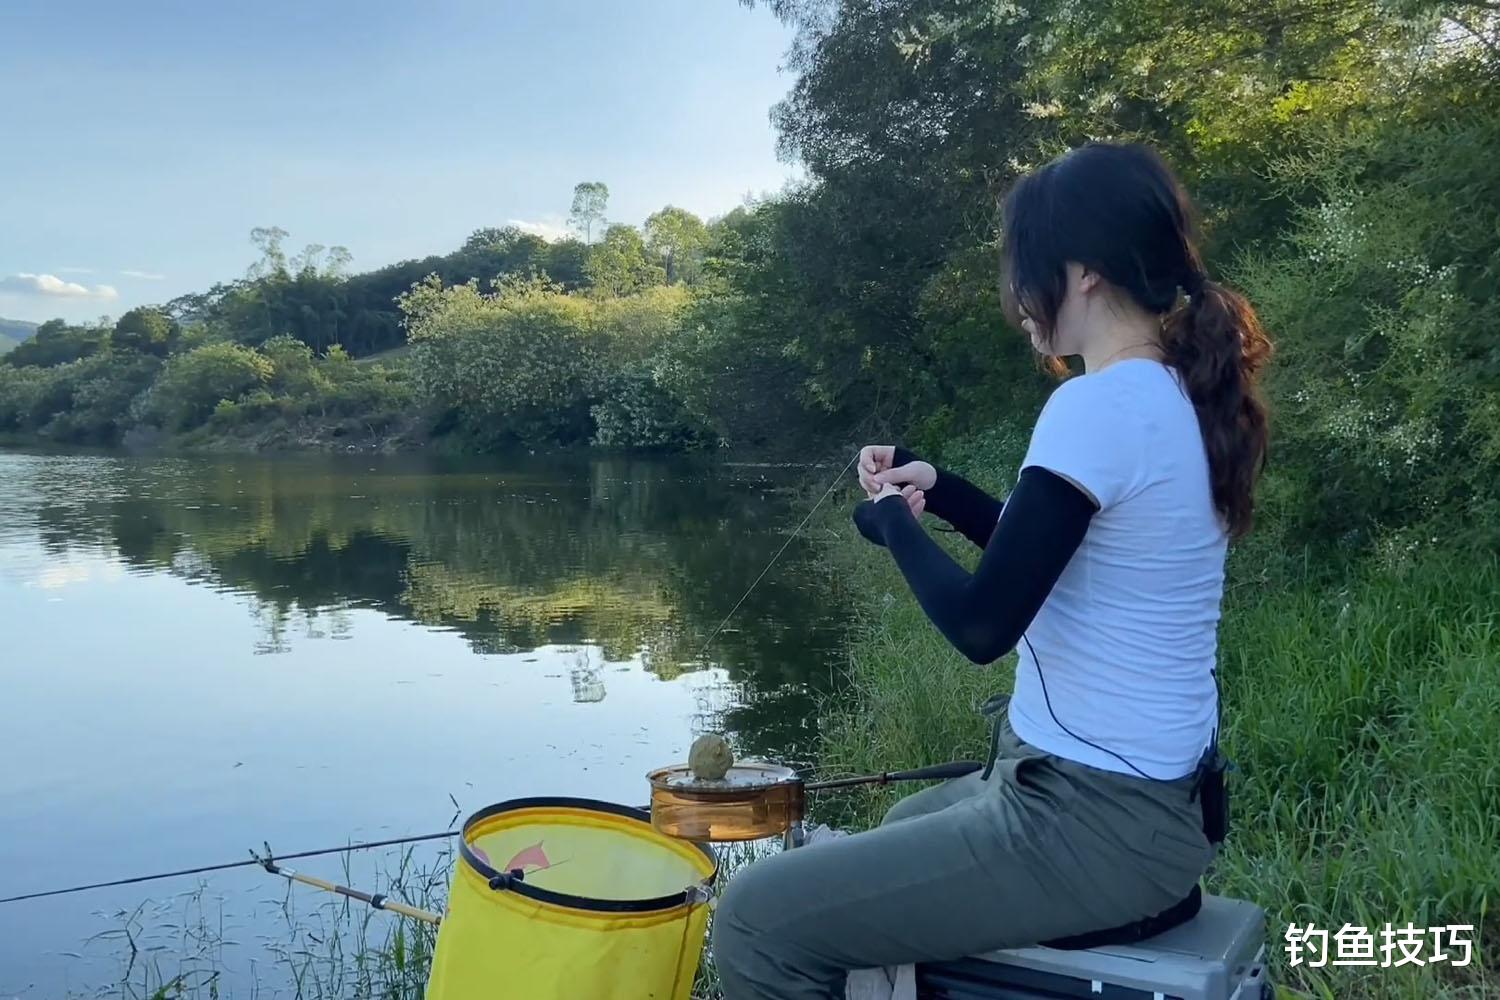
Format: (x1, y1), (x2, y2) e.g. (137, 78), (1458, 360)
(0, 0), (799, 324)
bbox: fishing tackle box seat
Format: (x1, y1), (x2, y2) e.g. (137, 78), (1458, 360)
(916, 892), (1271, 1000)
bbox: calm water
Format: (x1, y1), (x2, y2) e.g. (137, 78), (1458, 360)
(0, 450), (849, 997)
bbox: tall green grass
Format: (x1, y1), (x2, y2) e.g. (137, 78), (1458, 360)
(818, 522), (1497, 999)
(83, 845), (447, 1000)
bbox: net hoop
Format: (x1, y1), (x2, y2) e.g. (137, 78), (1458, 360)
(458, 796), (717, 913)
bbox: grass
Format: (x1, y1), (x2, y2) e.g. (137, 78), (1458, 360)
(818, 521), (1498, 999)
(79, 845), (449, 1000)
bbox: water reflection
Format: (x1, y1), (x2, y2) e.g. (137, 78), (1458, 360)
(5, 450), (847, 761)
(0, 450), (852, 996)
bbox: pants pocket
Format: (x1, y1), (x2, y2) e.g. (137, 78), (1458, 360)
(1007, 753), (1078, 816)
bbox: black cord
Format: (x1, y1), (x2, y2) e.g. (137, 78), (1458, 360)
(1023, 633), (1156, 780)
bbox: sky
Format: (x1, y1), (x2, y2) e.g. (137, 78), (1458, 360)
(0, 0), (801, 325)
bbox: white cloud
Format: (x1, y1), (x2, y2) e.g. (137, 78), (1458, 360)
(508, 218), (572, 242)
(57, 266), (95, 275)
(121, 269), (166, 281)
(27, 556), (125, 591)
(0, 273), (119, 301)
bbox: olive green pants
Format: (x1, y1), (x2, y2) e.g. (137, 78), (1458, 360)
(711, 717), (1213, 1000)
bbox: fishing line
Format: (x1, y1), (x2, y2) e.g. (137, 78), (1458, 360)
(0, 829), (458, 905)
(693, 451), (859, 664)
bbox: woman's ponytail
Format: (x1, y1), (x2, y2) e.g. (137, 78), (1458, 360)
(1161, 276), (1274, 538)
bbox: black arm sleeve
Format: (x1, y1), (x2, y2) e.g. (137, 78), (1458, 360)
(893, 447), (1005, 548)
(852, 466), (1096, 664)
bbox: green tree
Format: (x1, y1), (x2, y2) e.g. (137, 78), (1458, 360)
(590, 285), (705, 448)
(1234, 105), (1500, 552)
(144, 342), (274, 430)
(247, 226), (291, 279)
(569, 182), (610, 243)
(261, 334), (327, 399)
(543, 238), (591, 287)
(585, 225), (666, 297)
(4, 319), (110, 368)
(112, 307), (179, 357)
(0, 364), (50, 430)
(643, 206), (710, 284)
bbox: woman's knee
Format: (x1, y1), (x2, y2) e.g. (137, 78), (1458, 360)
(881, 794), (923, 826)
(882, 783), (949, 825)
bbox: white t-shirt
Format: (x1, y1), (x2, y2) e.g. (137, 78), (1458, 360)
(1006, 359), (1225, 780)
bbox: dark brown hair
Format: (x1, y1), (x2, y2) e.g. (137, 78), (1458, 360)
(1000, 142), (1273, 537)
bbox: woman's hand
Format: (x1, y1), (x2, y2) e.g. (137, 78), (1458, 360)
(872, 482), (926, 517)
(858, 445), (897, 496)
(858, 445), (938, 497)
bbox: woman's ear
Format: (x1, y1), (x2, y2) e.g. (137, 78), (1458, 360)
(1065, 261), (1100, 295)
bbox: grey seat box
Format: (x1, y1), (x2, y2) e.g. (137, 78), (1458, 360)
(916, 894), (1271, 1000)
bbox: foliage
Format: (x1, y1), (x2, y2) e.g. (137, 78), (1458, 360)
(401, 275), (606, 445)
(3, 319), (110, 368)
(1234, 105), (1500, 553)
(0, 364), (49, 431)
(0, 351), (161, 443)
(168, 223), (590, 360)
(644, 206), (711, 284)
(588, 286), (707, 448)
(401, 275), (704, 448)
(586, 224), (667, 296)
(111, 307), (179, 357)
(50, 353), (164, 441)
(203, 334), (416, 435)
(590, 370), (706, 449)
(141, 342), (274, 431)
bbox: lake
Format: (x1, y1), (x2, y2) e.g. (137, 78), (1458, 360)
(0, 449), (850, 997)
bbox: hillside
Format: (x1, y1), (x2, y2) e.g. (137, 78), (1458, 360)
(0, 318), (38, 353)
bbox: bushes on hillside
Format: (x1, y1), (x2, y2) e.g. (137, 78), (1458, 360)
(401, 275), (605, 445)
(401, 276), (707, 448)
(139, 342), (274, 431)
(4, 319), (110, 368)
(0, 352), (161, 443)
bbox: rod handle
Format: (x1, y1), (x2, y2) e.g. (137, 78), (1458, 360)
(804, 759), (985, 791)
(884, 760), (985, 783)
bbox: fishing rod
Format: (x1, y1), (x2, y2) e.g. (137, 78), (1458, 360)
(803, 760), (983, 792)
(252, 845), (444, 925)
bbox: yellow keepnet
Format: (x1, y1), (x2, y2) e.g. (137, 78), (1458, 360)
(427, 798), (718, 1000)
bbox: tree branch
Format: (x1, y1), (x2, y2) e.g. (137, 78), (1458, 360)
(1445, 13), (1500, 62)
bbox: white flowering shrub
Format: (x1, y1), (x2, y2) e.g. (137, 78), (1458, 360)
(400, 274), (604, 445)
(590, 369), (706, 449)
(400, 275), (703, 448)
(1235, 115), (1500, 551)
